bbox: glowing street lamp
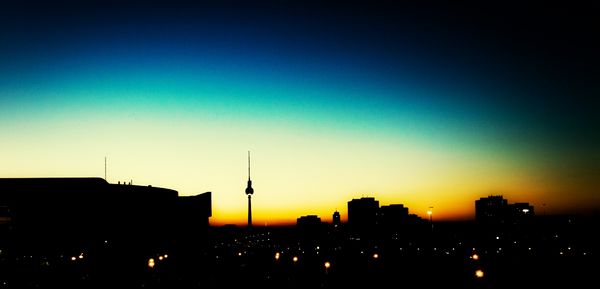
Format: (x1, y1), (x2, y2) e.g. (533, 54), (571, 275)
(275, 252), (280, 260)
(475, 269), (484, 278)
(471, 254), (479, 260)
(292, 256), (298, 263)
(148, 258), (155, 269)
(427, 206), (433, 231)
(324, 261), (331, 274)
(373, 253), (379, 259)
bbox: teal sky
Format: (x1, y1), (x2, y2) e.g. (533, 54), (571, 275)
(1, 0), (598, 224)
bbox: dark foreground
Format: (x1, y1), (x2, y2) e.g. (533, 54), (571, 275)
(1, 217), (598, 288)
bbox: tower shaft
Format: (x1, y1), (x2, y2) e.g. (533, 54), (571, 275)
(248, 194), (252, 228)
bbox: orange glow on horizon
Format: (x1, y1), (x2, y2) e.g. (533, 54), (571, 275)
(2, 113), (596, 226)
(209, 196), (479, 226)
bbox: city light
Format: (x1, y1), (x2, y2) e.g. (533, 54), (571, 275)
(293, 256), (298, 263)
(471, 254), (479, 260)
(238, 252), (242, 256)
(427, 207), (433, 231)
(475, 269), (484, 278)
(324, 261), (331, 269)
(70, 256), (76, 261)
(148, 258), (155, 269)
(373, 253), (379, 259)
(275, 252), (280, 260)
(163, 254), (168, 259)
(78, 253), (84, 259)
(159, 256), (164, 261)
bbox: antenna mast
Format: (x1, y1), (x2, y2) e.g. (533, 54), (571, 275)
(248, 151), (251, 180)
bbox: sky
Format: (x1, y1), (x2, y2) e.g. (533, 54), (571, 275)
(1, 0), (598, 225)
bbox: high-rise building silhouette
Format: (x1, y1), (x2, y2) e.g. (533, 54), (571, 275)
(245, 151), (254, 228)
(475, 195), (508, 223)
(348, 197), (379, 232)
(332, 210), (341, 227)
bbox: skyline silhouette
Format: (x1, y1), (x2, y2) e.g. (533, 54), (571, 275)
(0, 175), (587, 228)
(1, 0), (598, 287)
(1, 176), (598, 288)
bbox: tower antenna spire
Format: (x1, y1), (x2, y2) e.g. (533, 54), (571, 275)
(248, 151), (251, 181)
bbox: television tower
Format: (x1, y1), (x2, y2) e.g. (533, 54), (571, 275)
(245, 151), (254, 228)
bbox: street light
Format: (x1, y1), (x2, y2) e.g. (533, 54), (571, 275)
(427, 206), (433, 231)
(148, 258), (155, 269)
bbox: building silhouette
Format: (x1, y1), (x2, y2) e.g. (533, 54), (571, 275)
(348, 197), (379, 232)
(176, 192), (213, 249)
(297, 215), (322, 228)
(475, 195), (508, 223)
(508, 202), (535, 224)
(0, 178), (211, 252)
(347, 197), (426, 234)
(332, 210), (341, 227)
(475, 195), (534, 225)
(296, 215), (324, 243)
(379, 204), (409, 230)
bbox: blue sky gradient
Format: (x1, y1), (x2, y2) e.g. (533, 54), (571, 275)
(1, 0), (598, 224)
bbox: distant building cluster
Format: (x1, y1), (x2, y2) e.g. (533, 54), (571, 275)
(347, 197), (425, 233)
(475, 195), (534, 224)
(295, 197), (424, 234)
(294, 195), (537, 234)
